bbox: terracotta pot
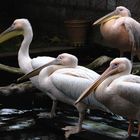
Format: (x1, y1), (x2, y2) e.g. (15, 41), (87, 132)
(65, 20), (89, 47)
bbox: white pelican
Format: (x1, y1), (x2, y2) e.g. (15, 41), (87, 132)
(93, 6), (140, 62)
(18, 53), (111, 138)
(0, 19), (57, 117)
(75, 57), (140, 138)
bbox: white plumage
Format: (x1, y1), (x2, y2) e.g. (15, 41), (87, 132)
(0, 19), (56, 116)
(76, 57), (140, 137)
(19, 53), (111, 138)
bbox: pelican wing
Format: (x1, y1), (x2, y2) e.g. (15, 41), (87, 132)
(116, 75), (140, 105)
(50, 67), (111, 112)
(55, 66), (100, 81)
(124, 17), (140, 50)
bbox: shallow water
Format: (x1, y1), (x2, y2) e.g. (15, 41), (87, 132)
(0, 108), (65, 140)
(0, 108), (138, 140)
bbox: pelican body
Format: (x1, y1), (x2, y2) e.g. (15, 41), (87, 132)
(93, 6), (140, 61)
(18, 53), (111, 138)
(0, 19), (58, 117)
(76, 57), (140, 137)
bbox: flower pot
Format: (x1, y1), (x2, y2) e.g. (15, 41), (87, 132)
(65, 20), (89, 47)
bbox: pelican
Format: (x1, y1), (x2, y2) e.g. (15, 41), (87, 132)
(93, 6), (140, 62)
(0, 19), (58, 117)
(75, 57), (140, 138)
(18, 53), (111, 138)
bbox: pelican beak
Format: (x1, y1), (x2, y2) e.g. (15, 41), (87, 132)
(0, 25), (23, 43)
(93, 11), (121, 25)
(75, 64), (118, 104)
(17, 58), (60, 82)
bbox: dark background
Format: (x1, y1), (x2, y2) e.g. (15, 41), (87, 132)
(0, 0), (140, 50)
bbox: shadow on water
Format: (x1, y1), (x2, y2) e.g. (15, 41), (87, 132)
(0, 130), (65, 140)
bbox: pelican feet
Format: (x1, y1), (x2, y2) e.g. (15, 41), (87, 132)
(62, 125), (85, 138)
(37, 100), (57, 119)
(37, 112), (56, 119)
(127, 120), (134, 137)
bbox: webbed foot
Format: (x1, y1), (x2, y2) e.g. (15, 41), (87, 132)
(62, 125), (84, 138)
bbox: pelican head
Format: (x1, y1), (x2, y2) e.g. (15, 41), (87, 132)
(0, 18), (33, 43)
(107, 57), (132, 76)
(56, 53), (78, 67)
(93, 6), (131, 25)
(17, 53), (78, 82)
(75, 57), (132, 104)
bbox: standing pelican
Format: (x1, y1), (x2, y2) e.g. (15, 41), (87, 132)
(75, 57), (140, 137)
(93, 6), (140, 62)
(18, 53), (111, 138)
(0, 19), (58, 117)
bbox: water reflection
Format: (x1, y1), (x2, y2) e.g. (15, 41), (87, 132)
(0, 108), (65, 140)
(0, 108), (138, 140)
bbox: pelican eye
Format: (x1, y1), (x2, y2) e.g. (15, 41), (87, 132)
(119, 8), (123, 11)
(13, 23), (16, 26)
(11, 22), (17, 28)
(116, 8), (124, 14)
(57, 55), (64, 60)
(111, 63), (118, 69)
